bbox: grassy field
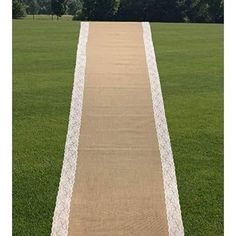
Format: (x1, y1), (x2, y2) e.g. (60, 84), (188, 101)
(13, 16), (80, 235)
(13, 16), (223, 235)
(151, 23), (223, 235)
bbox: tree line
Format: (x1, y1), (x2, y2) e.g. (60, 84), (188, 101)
(12, 0), (223, 23)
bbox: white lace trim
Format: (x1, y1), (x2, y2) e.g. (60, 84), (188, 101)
(51, 22), (89, 236)
(142, 22), (184, 236)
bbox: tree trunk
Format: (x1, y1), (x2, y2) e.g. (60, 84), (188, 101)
(51, 14), (53, 20)
(33, 14), (35, 20)
(57, 15), (59, 21)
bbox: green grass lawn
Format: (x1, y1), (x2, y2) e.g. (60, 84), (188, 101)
(13, 17), (80, 235)
(13, 17), (223, 235)
(151, 23), (223, 235)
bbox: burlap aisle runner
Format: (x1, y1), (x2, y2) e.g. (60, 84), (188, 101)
(51, 22), (184, 236)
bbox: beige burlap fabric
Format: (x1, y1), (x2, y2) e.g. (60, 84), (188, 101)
(68, 22), (169, 235)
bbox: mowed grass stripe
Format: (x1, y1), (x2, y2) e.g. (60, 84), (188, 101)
(151, 23), (223, 235)
(13, 18), (80, 235)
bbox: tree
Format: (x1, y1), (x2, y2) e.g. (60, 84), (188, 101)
(67, 0), (80, 15)
(116, 0), (182, 22)
(20, 0), (51, 15)
(27, 0), (40, 19)
(80, 0), (120, 20)
(12, 0), (26, 19)
(51, 0), (67, 20)
(145, 0), (182, 22)
(38, 0), (51, 14)
(116, 0), (145, 21)
(208, 0), (224, 23)
(15, 0), (223, 23)
(179, 0), (211, 22)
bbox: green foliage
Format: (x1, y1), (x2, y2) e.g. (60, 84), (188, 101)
(79, 0), (120, 20)
(179, 0), (209, 22)
(73, 0), (223, 22)
(116, 0), (182, 22)
(115, 0), (145, 21)
(38, 0), (51, 14)
(179, 0), (224, 23)
(27, 0), (40, 16)
(72, 5), (83, 20)
(146, 0), (182, 22)
(51, 0), (67, 18)
(67, 0), (81, 15)
(15, 0), (224, 22)
(208, 0), (224, 23)
(12, 0), (26, 19)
